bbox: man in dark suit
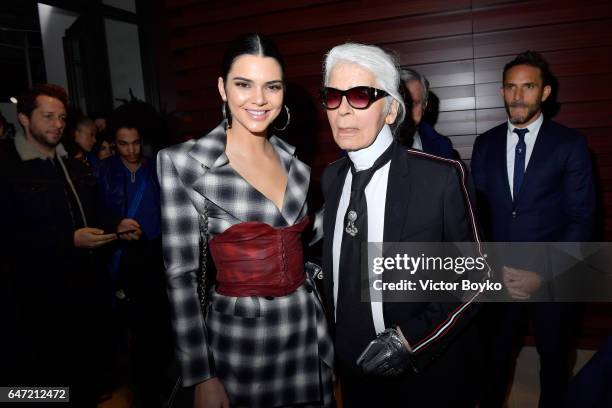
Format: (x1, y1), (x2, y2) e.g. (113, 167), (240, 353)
(471, 51), (596, 408)
(320, 42), (487, 407)
(399, 68), (455, 159)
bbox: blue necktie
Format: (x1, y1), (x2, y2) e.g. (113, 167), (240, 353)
(513, 128), (529, 200)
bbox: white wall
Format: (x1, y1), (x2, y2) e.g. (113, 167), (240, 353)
(0, 102), (18, 130)
(104, 18), (146, 107)
(37, 3), (78, 89)
(37, 3), (146, 110)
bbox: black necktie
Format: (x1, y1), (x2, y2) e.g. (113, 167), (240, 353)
(335, 142), (395, 368)
(513, 128), (529, 200)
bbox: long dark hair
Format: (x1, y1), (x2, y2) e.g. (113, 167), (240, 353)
(220, 33), (287, 130)
(220, 33), (285, 81)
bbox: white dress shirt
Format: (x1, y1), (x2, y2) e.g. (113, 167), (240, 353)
(332, 125), (394, 335)
(506, 113), (544, 199)
(411, 130), (423, 151)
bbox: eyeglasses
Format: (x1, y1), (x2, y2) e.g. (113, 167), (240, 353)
(321, 86), (389, 110)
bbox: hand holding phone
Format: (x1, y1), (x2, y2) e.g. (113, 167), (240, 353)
(116, 229), (138, 237)
(74, 227), (117, 248)
(116, 218), (142, 241)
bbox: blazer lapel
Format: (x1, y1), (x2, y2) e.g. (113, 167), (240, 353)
(494, 126), (514, 207)
(188, 123), (253, 219)
(188, 122), (227, 172)
(383, 143), (411, 243)
(270, 135), (310, 226)
(381, 144), (412, 308)
(514, 120), (552, 203)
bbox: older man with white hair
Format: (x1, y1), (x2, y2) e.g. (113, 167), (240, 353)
(399, 68), (455, 159)
(319, 43), (485, 406)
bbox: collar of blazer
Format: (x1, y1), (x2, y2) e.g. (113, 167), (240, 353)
(188, 120), (310, 225)
(187, 120), (299, 170)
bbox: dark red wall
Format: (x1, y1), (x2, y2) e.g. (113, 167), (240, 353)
(157, 0), (612, 238)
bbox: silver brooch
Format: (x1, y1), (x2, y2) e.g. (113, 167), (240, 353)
(345, 210), (358, 236)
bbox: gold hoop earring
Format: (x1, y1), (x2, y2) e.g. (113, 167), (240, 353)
(273, 105), (291, 132)
(222, 102), (232, 129)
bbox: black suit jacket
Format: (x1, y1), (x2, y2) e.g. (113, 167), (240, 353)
(321, 142), (484, 369)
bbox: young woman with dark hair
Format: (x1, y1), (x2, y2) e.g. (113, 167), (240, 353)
(157, 33), (334, 408)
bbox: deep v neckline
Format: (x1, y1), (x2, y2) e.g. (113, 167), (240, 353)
(234, 165), (289, 213)
(189, 124), (311, 228)
(227, 150), (289, 214)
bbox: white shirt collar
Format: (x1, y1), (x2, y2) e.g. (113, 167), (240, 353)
(411, 130), (423, 151)
(507, 112), (544, 137)
(347, 124), (394, 171)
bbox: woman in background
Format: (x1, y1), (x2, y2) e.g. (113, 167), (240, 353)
(92, 135), (114, 161)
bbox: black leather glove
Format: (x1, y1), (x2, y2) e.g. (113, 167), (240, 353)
(304, 260), (323, 280)
(356, 327), (415, 376)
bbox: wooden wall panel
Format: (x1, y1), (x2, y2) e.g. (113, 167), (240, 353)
(174, 10), (472, 72)
(433, 85), (475, 111)
(155, 0), (612, 240)
(472, 0), (612, 32)
(475, 47), (612, 84)
(473, 19), (612, 58)
(436, 110), (477, 136)
(169, 0), (470, 48)
(584, 128), (612, 153)
(471, 0), (524, 6)
(554, 101), (612, 130)
(409, 60), (475, 87)
(168, 0), (337, 28)
(475, 74), (612, 110)
(390, 35), (474, 66)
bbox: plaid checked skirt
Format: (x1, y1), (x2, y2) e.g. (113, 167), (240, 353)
(206, 277), (334, 407)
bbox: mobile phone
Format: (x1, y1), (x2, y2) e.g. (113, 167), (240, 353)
(117, 229), (137, 236)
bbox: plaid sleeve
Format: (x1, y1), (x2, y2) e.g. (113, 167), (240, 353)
(157, 149), (215, 386)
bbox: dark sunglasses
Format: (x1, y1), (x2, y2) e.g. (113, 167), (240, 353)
(321, 86), (389, 110)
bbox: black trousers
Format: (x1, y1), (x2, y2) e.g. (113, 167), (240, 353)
(3, 295), (113, 408)
(564, 336), (612, 407)
(336, 326), (484, 408)
(480, 303), (580, 408)
(116, 237), (173, 407)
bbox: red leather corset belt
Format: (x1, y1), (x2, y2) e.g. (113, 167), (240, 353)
(208, 216), (310, 297)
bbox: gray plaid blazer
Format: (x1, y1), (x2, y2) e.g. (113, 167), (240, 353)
(157, 123), (334, 406)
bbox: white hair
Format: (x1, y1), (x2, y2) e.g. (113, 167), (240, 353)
(323, 42), (406, 132)
(400, 68), (430, 105)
